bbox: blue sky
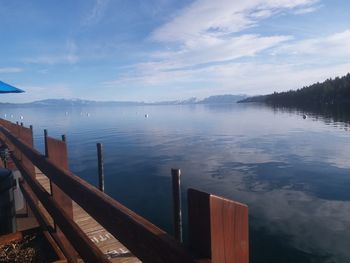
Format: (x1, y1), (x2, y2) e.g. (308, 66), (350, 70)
(0, 0), (350, 102)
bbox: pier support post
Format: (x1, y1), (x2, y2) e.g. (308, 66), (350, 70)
(97, 143), (104, 192)
(44, 129), (48, 157)
(171, 168), (182, 242)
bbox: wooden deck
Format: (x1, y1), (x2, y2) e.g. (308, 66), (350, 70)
(35, 168), (141, 263)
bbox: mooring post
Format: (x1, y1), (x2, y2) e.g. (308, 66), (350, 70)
(171, 168), (183, 242)
(61, 134), (66, 142)
(44, 129), (48, 157)
(29, 125), (34, 145)
(97, 143), (104, 192)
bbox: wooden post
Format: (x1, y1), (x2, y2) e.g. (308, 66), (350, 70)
(97, 143), (104, 192)
(61, 134), (66, 143)
(171, 168), (182, 242)
(29, 125), (33, 145)
(44, 129), (48, 157)
(46, 135), (77, 261)
(20, 122), (23, 126)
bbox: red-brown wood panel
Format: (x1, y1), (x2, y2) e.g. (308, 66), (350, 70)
(46, 136), (76, 261)
(18, 126), (35, 177)
(46, 136), (72, 218)
(210, 196), (249, 263)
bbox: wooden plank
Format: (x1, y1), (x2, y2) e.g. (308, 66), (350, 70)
(0, 125), (193, 263)
(32, 164), (140, 262)
(210, 196), (249, 263)
(73, 204), (140, 263)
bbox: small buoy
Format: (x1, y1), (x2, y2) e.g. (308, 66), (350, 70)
(145, 114), (149, 118)
(20, 116), (24, 120)
(4, 114), (6, 118)
(10, 114), (13, 118)
(303, 114), (307, 119)
(65, 112), (68, 115)
(87, 113), (90, 117)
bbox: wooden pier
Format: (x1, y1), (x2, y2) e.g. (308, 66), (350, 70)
(0, 118), (249, 263)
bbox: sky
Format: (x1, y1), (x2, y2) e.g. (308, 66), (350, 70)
(0, 0), (350, 103)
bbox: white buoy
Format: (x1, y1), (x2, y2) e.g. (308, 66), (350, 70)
(145, 114), (149, 118)
(65, 112), (68, 116)
(87, 113), (90, 117)
(10, 114), (13, 118)
(303, 114), (307, 119)
(4, 114), (6, 118)
(20, 116), (24, 120)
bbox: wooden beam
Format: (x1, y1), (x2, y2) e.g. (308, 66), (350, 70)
(0, 125), (193, 263)
(19, 179), (69, 262)
(15, 159), (110, 263)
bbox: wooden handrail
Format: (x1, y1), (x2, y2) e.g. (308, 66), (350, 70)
(0, 125), (193, 263)
(14, 157), (109, 263)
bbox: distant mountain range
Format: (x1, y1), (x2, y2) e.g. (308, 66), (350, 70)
(0, 95), (247, 107)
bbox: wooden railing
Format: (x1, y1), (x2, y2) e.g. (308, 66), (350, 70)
(0, 119), (249, 263)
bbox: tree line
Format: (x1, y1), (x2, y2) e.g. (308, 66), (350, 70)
(240, 73), (350, 107)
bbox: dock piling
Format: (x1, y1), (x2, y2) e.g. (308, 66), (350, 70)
(97, 143), (104, 192)
(171, 168), (182, 243)
(44, 129), (48, 157)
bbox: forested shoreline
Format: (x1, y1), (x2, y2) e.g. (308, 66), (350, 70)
(239, 73), (350, 107)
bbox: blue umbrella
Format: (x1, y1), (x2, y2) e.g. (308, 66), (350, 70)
(0, 81), (24, 93)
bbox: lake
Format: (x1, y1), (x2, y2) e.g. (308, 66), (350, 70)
(1, 103), (350, 263)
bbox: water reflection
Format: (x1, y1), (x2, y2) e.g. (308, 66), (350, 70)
(0, 103), (349, 262)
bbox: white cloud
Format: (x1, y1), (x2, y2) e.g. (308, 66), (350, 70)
(83, 0), (109, 25)
(275, 29), (350, 58)
(152, 34), (291, 68)
(24, 40), (79, 65)
(0, 67), (23, 73)
(104, 0), (350, 100)
(146, 0), (319, 69)
(151, 0), (319, 42)
(292, 4), (322, 14)
(25, 55), (79, 65)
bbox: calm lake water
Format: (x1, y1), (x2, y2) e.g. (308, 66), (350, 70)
(2, 103), (350, 263)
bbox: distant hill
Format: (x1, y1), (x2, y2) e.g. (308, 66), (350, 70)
(198, 94), (246, 104)
(29, 99), (141, 106)
(239, 73), (350, 107)
(0, 95), (247, 107)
